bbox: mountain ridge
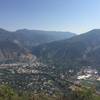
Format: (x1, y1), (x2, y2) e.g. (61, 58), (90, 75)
(0, 28), (76, 63)
(0, 28), (76, 47)
(32, 29), (100, 72)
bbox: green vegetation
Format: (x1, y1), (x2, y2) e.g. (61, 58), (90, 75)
(0, 84), (61, 100)
(0, 85), (100, 100)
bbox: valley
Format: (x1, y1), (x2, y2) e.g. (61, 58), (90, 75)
(0, 28), (100, 99)
(0, 60), (100, 96)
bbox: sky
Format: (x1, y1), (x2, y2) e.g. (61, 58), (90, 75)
(0, 0), (100, 34)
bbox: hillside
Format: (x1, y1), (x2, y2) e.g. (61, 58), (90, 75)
(0, 28), (76, 48)
(0, 41), (32, 63)
(32, 29), (100, 72)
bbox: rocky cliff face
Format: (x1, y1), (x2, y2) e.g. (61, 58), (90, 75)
(0, 41), (33, 63)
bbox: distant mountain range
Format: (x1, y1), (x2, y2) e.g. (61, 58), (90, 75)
(0, 28), (75, 62)
(32, 29), (100, 72)
(0, 28), (76, 48)
(1, 28), (100, 72)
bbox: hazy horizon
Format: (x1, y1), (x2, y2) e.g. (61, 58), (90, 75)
(0, 27), (98, 35)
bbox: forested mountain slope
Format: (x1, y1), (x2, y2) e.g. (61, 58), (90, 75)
(32, 29), (100, 71)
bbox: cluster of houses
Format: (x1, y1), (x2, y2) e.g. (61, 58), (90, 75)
(77, 67), (100, 81)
